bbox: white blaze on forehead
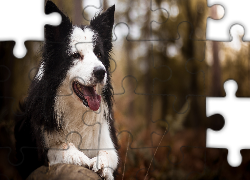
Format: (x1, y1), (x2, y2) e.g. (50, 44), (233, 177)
(70, 26), (95, 53)
(67, 26), (106, 86)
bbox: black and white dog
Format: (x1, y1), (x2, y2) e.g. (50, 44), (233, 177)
(15, 1), (118, 180)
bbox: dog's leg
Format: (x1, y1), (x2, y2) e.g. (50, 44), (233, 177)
(90, 150), (118, 180)
(47, 142), (90, 168)
(89, 120), (118, 180)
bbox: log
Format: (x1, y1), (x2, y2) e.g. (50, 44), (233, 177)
(26, 164), (102, 180)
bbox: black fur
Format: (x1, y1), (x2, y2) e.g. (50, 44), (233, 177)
(14, 1), (118, 179)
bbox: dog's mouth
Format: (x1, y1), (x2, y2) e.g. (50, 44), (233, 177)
(72, 81), (101, 111)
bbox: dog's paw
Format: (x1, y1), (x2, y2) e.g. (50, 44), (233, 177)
(90, 151), (114, 180)
(48, 142), (90, 168)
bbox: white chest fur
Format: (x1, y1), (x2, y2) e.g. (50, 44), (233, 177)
(44, 87), (114, 158)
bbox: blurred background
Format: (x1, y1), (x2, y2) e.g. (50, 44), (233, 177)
(1, 0), (250, 179)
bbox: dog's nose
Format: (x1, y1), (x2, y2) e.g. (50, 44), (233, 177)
(93, 66), (106, 82)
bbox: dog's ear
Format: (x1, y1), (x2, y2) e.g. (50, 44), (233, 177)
(90, 5), (115, 44)
(45, 1), (72, 43)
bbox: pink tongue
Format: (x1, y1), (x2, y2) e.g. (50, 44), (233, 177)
(82, 87), (101, 111)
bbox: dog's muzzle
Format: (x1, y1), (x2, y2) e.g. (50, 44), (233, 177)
(93, 66), (106, 83)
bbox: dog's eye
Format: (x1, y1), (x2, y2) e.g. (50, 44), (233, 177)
(97, 52), (102, 58)
(72, 52), (81, 59)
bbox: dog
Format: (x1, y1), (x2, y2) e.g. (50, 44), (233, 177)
(14, 1), (119, 180)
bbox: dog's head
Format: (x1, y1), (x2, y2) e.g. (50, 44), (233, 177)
(38, 1), (115, 112)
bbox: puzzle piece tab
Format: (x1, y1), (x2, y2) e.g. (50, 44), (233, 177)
(207, 25), (250, 98)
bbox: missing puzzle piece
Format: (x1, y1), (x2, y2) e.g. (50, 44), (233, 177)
(0, 0), (61, 58)
(207, 79), (250, 167)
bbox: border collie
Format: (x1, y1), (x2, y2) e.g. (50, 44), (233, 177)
(14, 1), (118, 180)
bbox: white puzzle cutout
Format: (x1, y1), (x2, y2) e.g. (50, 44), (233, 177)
(0, 0), (61, 58)
(206, 80), (250, 167)
(207, 0), (250, 41)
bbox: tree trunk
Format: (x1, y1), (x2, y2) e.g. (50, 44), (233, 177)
(73, 0), (83, 25)
(103, 0), (108, 10)
(144, 2), (152, 127)
(210, 6), (222, 97)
